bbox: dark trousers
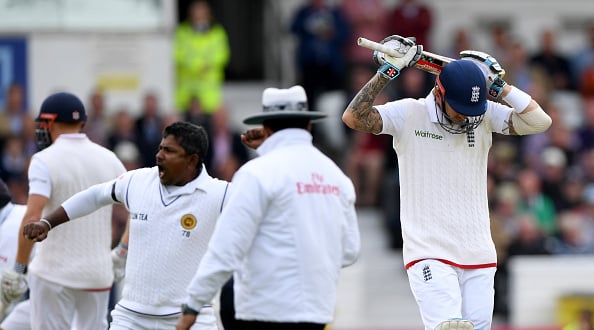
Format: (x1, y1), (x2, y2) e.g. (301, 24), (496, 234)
(219, 277), (238, 330)
(236, 320), (325, 330)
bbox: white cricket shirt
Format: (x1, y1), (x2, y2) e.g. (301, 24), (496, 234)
(28, 134), (126, 289)
(185, 129), (360, 323)
(110, 166), (229, 316)
(0, 203), (27, 271)
(376, 92), (512, 269)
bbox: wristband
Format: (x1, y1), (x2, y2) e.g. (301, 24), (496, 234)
(378, 62), (400, 80)
(503, 86), (532, 113)
(181, 303), (200, 316)
(114, 242), (128, 258)
(488, 77), (507, 99)
(14, 262), (27, 274)
(40, 218), (52, 231)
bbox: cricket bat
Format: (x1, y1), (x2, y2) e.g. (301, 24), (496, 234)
(357, 37), (454, 76)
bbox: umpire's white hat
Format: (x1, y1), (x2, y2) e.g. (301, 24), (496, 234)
(243, 85), (327, 125)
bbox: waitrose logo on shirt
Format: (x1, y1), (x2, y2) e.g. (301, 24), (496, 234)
(415, 130), (443, 140)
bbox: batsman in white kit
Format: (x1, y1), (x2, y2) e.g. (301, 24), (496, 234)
(342, 35), (552, 329)
(22, 121), (230, 330)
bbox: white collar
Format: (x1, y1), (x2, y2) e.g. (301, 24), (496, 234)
(256, 128), (313, 156)
(426, 90), (443, 124)
(161, 164), (213, 197)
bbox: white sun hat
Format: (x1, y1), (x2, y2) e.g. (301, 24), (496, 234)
(243, 85), (327, 125)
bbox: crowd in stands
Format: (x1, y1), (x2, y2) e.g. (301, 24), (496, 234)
(1, 0), (594, 324)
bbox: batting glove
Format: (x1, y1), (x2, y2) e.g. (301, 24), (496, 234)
(434, 318), (474, 330)
(374, 35), (423, 80)
(111, 242), (128, 283)
(459, 50), (506, 82)
(460, 50), (508, 99)
(488, 76), (508, 99)
(1, 270), (28, 305)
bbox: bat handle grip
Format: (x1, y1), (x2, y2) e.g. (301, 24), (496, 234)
(357, 37), (401, 58)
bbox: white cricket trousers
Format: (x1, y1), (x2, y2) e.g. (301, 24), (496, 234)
(407, 259), (496, 330)
(28, 273), (109, 330)
(1, 299), (31, 330)
(109, 304), (218, 330)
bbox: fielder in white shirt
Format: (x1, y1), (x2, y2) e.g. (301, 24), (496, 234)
(1, 92), (127, 330)
(342, 35), (552, 330)
(177, 85), (361, 330)
(23, 121), (230, 330)
(0, 179), (30, 330)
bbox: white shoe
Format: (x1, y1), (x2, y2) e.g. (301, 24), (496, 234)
(434, 319), (474, 330)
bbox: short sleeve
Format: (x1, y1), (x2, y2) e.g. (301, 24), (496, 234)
(488, 102), (514, 135)
(28, 157), (51, 198)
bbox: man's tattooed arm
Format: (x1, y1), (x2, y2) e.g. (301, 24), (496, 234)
(342, 73), (391, 135)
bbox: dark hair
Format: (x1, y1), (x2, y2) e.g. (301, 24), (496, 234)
(263, 118), (310, 133)
(163, 121), (209, 169)
(0, 179), (12, 208)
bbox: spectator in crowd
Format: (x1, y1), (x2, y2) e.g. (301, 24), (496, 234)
(486, 23), (513, 70)
(290, 0), (350, 108)
(559, 173), (587, 212)
(0, 135), (27, 180)
(0, 83), (33, 148)
(491, 181), (523, 238)
(114, 140), (141, 172)
(489, 182), (519, 320)
(107, 107), (137, 151)
(341, 0), (387, 69)
(0, 83), (37, 178)
(390, 65), (434, 101)
(520, 104), (580, 170)
(530, 29), (575, 91)
(443, 27), (474, 59)
(174, 0), (230, 114)
(134, 91), (164, 167)
(385, 0), (433, 50)
(184, 96), (213, 135)
(576, 96), (594, 152)
(344, 129), (388, 207)
(205, 106), (249, 181)
(507, 214), (551, 257)
(516, 168), (558, 236)
(571, 22), (594, 96)
(539, 146), (570, 211)
(580, 149), (594, 184)
(544, 108), (581, 166)
(84, 87), (111, 147)
(20, 111), (37, 159)
(343, 65), (390, 208)
(488, 141), (521, 183)
(496, 213), (551, 320)
(547, 210), (594, 254)
(504, 40), (538, 92)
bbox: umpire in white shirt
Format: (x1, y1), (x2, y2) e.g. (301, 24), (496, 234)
(177, 85), (361, 330)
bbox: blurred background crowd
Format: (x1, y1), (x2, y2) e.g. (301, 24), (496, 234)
(1, 0), (594, 325)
